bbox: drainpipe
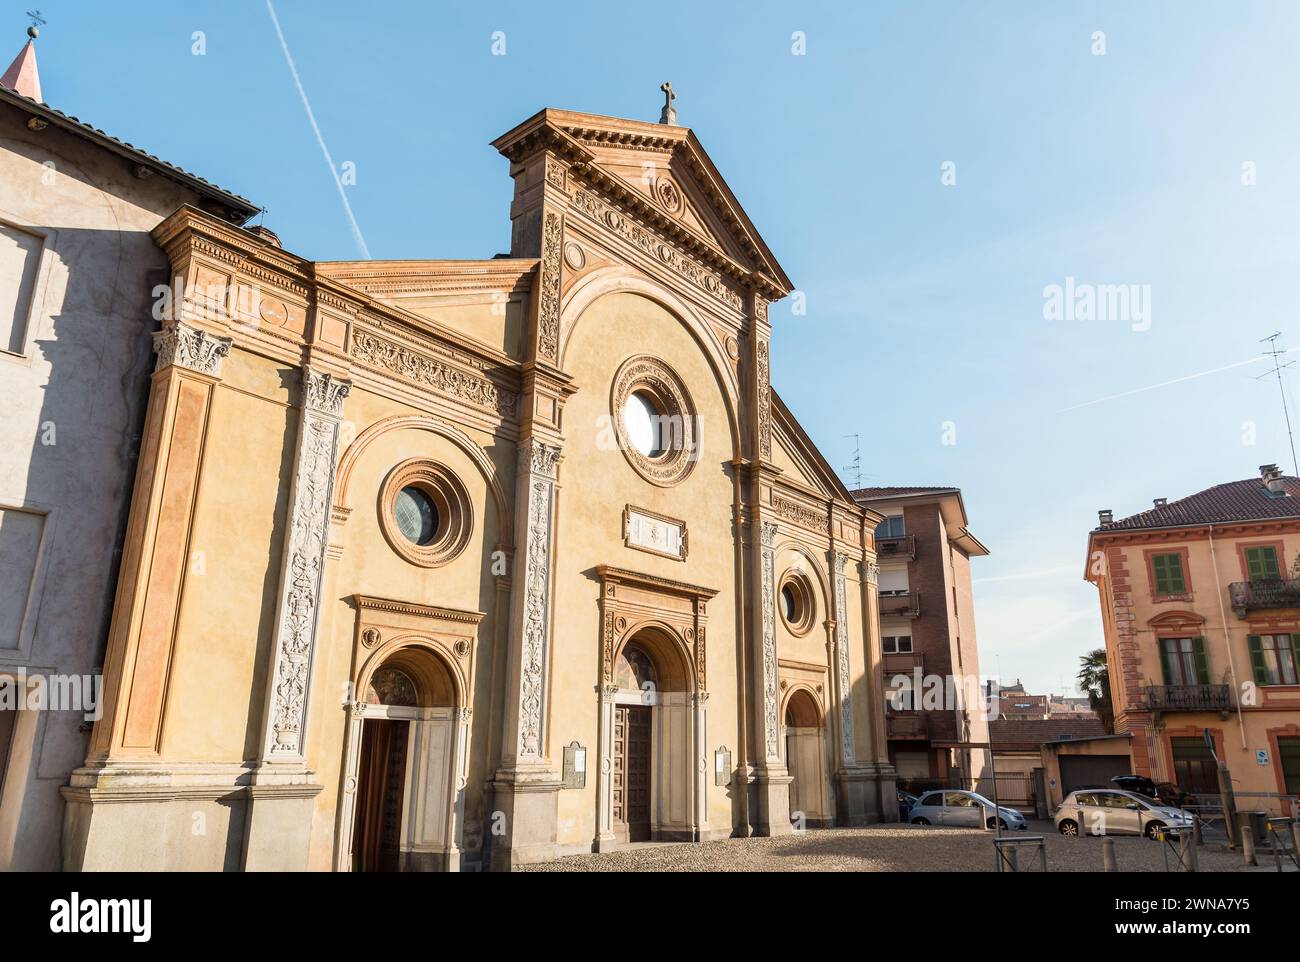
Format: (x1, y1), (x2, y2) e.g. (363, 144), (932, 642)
(1207, 524), (1248, 749)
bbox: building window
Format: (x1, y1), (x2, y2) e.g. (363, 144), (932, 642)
(877, 567), (909, 597)
(882, 635), (913, 654)
(1150, 552), (1187, 596)
(622, 391), (665, 458)
(1244, 545), (1281, 582)
(1248, 634), (1299, 687)
(1159, 637), (1209, 686)
(1279, 737), (1300, 795)
(378, 459), (472, 568)
(1170, 736), (1217, 794)
(394, 486), (439, 546)
(886, 676), (915, 711)
(875, 516), (905, 539)
(0, 222), (42, 356)
(778, 572), (816, 636)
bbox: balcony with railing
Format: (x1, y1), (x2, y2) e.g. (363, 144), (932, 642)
(1145, 683), (1232, 712)
(886, 713), (928, 739)
(875, 534), (916, 561)
(883, 650), (924, 675)
(878, 591), (921, 619)
(1228, 578), (1300, 616)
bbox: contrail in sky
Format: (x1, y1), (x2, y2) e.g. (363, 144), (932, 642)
(1058, 350), (1297, 412)
(266, 0), (371, 258)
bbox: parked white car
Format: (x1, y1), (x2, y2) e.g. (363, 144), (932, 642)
(1054, 789), (1194, 838)
(908, 790), (1028, 830)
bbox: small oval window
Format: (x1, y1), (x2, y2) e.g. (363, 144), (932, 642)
(394, 485), (439, 546)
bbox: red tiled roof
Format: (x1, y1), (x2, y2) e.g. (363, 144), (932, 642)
(989, 718), (1106, 750)
(1099, 476), (1300, 531)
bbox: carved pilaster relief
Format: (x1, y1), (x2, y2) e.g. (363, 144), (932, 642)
(152, 320), (232, 376)
(756, 339), (771, 461)
(517, 438), (562, 758)
(263, 366), (352, 761)
(831, 551), (856, 766)
(759, 520), (780, 760)
(538, 212), (563, 362)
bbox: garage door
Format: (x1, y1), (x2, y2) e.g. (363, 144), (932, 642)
(1059, 754), (1131, 795)
(893, 751), (931, 779)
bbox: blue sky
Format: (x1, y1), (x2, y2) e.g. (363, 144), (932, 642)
(18, 1), (1300, 696)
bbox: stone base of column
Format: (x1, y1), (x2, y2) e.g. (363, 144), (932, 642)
(241, 767), (324, 871)
(487, 766), (563, 871)
(752, 769), (794, 837)
(835, 764), (896, 825)
(60, 763), (304, 871)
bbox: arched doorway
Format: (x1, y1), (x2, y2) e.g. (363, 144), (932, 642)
(599, 626), (698, 846)
(784, 688), (829, 826)
(345, 645), (463, 872)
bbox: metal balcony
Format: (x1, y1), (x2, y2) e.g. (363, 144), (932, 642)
(878, 591), (920, 619)
(1145, 684), (1232, 712)
(876, 534), (916, 561)
(886, 713), (928, 739)
(1229, 579), (1300, 616)
(883, 650), (924, 675)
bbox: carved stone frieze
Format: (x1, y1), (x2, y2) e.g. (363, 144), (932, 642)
(350, 329), (517, 417)
(568, 186), (743, 311)
(756, 339), (772, 461)
(772, 492), (826, 534)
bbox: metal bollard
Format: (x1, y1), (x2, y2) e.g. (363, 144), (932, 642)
(1181, 830), (1199, 872)
(1239, 813), (1257, 866)
(1192, 817), (1202, 846)
(1102, 836), (1117, 872)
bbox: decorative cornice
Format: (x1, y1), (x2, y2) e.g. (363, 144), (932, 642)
(353, 595), (486, 625)
(593, 564), (719, 601)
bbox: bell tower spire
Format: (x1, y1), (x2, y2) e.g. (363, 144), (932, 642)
(1, 19), (42, 102)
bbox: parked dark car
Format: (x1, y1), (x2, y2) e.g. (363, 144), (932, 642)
(1111, 775), (1189, 807)
(898, 790), (919, 822)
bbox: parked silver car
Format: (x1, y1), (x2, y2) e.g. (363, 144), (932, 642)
(1054, 789), (1194, 838)
(908, 790), (1028, 829)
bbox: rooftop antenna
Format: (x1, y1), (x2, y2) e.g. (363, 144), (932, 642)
(842, 433), (862, 490)
(1258, 332), (1299, 476)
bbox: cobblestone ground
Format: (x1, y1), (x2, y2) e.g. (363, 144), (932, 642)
(520, 821), (1256, 872)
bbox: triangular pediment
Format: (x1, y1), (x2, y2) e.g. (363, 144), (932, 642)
(493, 109), (792, 296)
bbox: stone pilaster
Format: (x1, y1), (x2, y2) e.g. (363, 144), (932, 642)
(752, 519), (792, 835)
(831, 551), (856, 767)
(489, 436), (564, 869)
(241, 364), (349, 870)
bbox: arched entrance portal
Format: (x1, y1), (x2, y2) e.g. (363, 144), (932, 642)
(597, 626), (701, 848)
(784, 688), (830, 826)
(343, 645), (465, 872)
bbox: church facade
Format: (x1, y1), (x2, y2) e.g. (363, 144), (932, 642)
(40, 105), (895, 871)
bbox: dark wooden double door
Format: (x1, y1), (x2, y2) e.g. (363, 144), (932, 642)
(353, 719), (410, 872)
(612, 705), (651, 842)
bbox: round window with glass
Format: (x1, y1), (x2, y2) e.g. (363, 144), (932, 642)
(394, 485), (440, 546)
(379, 460), (472, 568)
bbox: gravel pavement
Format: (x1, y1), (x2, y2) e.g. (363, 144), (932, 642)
(520, 821), (1257, 872)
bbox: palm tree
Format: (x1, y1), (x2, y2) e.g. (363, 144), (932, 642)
(1077, 648), (1114, 733)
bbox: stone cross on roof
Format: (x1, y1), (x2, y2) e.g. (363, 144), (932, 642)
(659, 81), (677, 126)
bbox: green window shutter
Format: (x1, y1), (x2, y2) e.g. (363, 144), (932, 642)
(1247, 547), (1280, 581)
(1153, 554), (1186, 594)
(1248, 635), (1269, 686)
(1191, 637), (1210, 685)
(1159, 640), (1174, 685)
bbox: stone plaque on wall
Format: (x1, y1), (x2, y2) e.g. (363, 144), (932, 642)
(714, 747), (732, 787)
(563, 740), (587, 789)
(623, 505), (687, 561)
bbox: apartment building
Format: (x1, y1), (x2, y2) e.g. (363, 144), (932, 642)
(853, 486), (990, 788)
(1085, 465), (1300, 813)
